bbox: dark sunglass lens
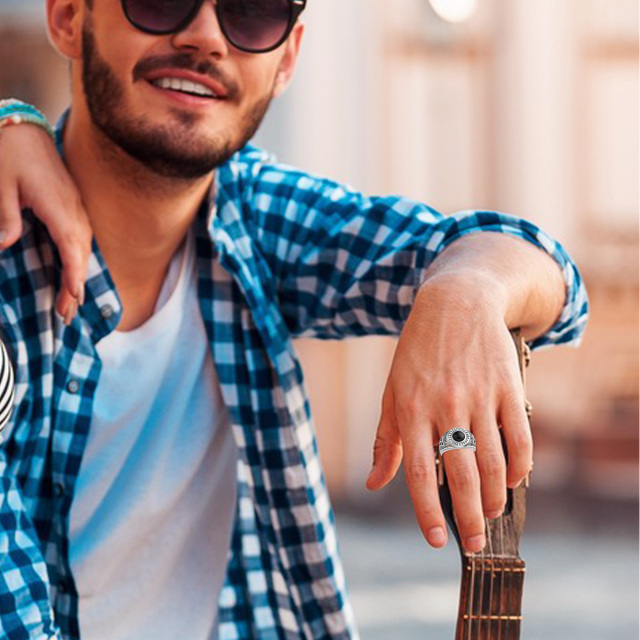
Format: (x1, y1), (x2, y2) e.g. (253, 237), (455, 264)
(219, 0), (292, 52)
(125, 0), (197, 33)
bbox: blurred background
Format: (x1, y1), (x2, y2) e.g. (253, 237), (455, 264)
(0, 0), (638, 638)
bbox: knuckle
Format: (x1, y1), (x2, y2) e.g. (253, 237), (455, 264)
(61, 230), (84, 247)
(372, 432), (393, 452)
(478, 451), (504, 477)
(395, 394), (422, 422)
(503, 386), (526, 414)
(371, 431), (401, 462)
(439, 386), (463, 418)
(447, 462), (475, 491)
(405, 458), (434, 482)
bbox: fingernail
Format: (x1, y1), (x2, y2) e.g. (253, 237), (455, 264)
(466, 534), (485, 552)
(428, 526), (446, 545)
(64, 300), (77, 326)
(75, 279), (85, 306)
(486, 510), (502, 519)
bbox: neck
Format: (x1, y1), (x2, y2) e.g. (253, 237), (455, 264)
(455, 554), (526, 640)
(62, 106), (213, 302)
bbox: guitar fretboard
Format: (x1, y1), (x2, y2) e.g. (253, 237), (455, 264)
(456, 555), (526, 640)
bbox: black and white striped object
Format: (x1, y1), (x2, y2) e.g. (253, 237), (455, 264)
(0, 339), (15, 433)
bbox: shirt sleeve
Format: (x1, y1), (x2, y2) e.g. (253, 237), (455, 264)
(244, 152), (589, 351)
(0, 325), (61, 640)
(0, 453), (62, 640)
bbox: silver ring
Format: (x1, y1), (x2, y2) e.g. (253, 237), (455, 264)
(438, 428), (476, 455)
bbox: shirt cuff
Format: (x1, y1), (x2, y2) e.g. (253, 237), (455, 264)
(417, 209), (589, 351)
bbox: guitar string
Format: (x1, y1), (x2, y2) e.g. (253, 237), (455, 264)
(481, 508), (506, 640)
(486, 515), (493, 639)
(466, 536), (475, 640)
(472, 493), (509, 639)
(498, 510), (505, 640)
(478, 518), (493, 638)
(456, 455), (513, 639)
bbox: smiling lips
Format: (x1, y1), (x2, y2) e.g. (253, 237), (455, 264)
(144, 68), (231, 101)
(151, 77), (218, 98)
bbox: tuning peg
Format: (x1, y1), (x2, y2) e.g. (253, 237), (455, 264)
(525, 399), (533, 419)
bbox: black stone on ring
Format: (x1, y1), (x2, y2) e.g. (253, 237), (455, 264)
(438, 428), (476, 455)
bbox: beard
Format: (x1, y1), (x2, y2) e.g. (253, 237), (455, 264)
(81, 20), (273, 180)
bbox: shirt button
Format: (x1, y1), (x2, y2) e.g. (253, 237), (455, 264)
(100, 304), (114, 319)
(53, 482), (65, 498)
(66, 379), (79, 394)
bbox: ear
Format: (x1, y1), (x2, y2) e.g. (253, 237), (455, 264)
(47, 0), (84, 60)
(272, 21), (305, 98)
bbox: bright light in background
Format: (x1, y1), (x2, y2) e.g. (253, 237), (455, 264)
(429, 0), (479, 23)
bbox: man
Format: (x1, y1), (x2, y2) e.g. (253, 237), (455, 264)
(0, 0), (588, 639)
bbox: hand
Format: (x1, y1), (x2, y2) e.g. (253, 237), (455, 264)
(0, 123), (92, 324)
(365, 272), (533, 554)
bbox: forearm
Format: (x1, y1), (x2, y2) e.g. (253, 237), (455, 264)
(417, 231), (566, 341)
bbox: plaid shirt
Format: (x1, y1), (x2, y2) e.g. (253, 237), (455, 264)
(0, 116), (588, 640)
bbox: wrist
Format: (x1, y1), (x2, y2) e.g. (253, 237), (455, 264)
(0, 99), (55, 142)
(416, 269), (511, 325)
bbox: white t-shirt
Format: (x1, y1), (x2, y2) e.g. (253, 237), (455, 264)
(68, 227), (238, 640)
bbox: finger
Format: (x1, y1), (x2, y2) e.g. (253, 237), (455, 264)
(56, 286), (78, 321)
(34, 196), (91, 315)
(440, 438), (485, 553)
(0, 184), (77, 321)
(0, 182), (24, 249)
(499, 387), (533, 489)
(472, 412), (507, 519)
(57, 240), (87, 314)
(366, 387), (403, 491)
(402, 428), (448, 548)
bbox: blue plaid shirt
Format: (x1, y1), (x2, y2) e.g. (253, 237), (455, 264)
(0, 115), (588, 640)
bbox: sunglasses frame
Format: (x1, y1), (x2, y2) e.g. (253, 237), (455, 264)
(121, 0), (307, 54)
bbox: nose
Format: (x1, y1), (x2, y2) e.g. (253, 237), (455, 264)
(171, 0), (229, 59)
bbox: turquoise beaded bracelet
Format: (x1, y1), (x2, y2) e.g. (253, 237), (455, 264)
(0, 99), (55, 142)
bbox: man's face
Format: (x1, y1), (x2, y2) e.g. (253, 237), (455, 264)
(77, 0), (301, 179)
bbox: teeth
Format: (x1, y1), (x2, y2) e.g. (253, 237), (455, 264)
(152, 77), (216, 97)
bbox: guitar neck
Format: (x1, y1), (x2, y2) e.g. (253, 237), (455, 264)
(455, 554), (526, 640)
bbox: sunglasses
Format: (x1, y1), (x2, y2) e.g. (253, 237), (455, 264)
(121, 0), (306, 54)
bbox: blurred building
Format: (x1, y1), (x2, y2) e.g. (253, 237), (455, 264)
(0, 0), (637, 514)
(258, 0), (640, 514)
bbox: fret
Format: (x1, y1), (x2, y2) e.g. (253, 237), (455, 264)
(462, 614), (523, 621)
(465, 565), (526, 572)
